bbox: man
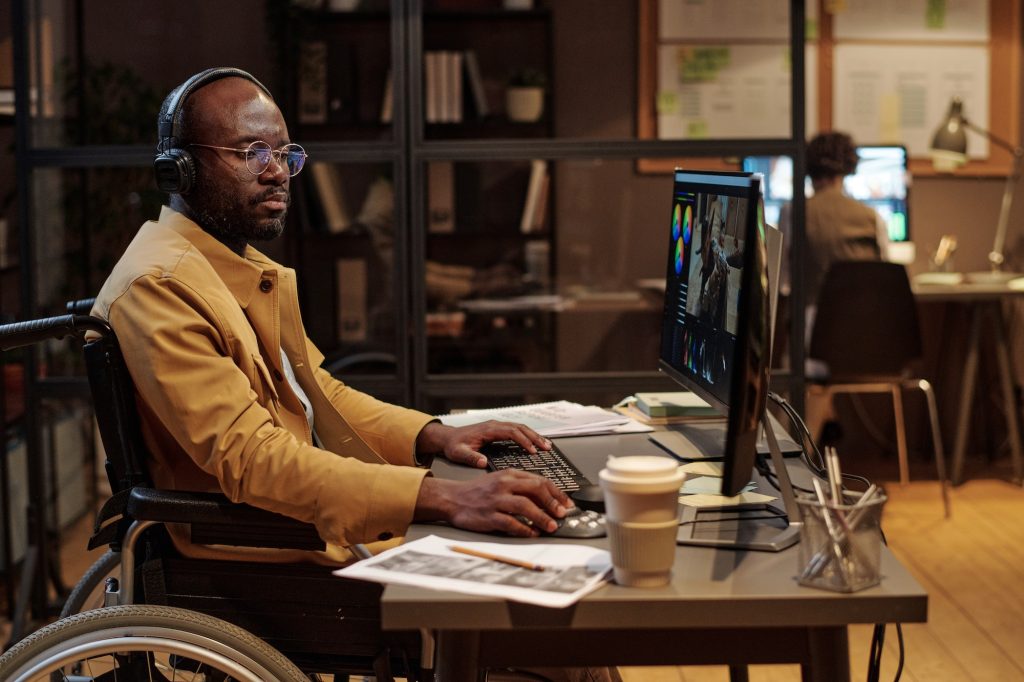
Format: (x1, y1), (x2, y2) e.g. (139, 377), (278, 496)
(800, 130), (887, 310)
(92, 68), (574, 567)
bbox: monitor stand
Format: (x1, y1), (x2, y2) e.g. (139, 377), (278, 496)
(676, 416), (802, 552)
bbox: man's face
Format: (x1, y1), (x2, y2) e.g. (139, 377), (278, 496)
(184, 78), (292, 245)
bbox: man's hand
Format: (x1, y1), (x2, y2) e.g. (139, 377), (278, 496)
(414, 470), (572, 537)
(415, 420), (551, 469)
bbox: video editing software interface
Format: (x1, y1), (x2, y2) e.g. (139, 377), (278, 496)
(660, 172), (758, 412)
(742, 145), (910, 242)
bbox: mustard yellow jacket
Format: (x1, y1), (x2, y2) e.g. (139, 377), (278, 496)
(92, 206), (433, 565)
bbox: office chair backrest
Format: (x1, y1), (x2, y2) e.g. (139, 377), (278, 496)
(808, 261), (922, 380)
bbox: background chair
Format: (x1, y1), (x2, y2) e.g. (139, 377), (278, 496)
(808, 260), (950, 517)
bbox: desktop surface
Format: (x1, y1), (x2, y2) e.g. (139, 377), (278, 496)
(384, 431), (927, 627)
(381, 430), (927, 680)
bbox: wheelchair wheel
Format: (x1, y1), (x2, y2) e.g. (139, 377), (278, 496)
(0, 604), (308, 681)
(59, 549), (120, 617)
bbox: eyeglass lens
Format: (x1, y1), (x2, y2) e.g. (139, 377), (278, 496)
(245, 142), (306, 176)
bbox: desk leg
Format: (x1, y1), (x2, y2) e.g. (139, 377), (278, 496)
(435, 630), (484, 682)
(989, 305), (1024, 485)
(802, 626), (850, 682)
(952, 307), (983, 485)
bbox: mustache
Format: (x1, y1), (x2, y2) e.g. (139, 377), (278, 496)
(251, 189), (290, 206)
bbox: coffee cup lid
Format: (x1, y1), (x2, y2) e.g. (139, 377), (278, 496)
(600, 455), (683, 486)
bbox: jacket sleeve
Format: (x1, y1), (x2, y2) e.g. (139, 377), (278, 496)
(107, 274), (427, 548)
(304, 338), (436, 466)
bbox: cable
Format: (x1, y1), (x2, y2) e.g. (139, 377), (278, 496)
(769, 392), (904, 682)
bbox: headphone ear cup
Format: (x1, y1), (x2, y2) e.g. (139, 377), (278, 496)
(154, 148), (197, 195)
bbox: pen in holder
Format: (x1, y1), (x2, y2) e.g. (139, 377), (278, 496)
(796, 449), (887, 593)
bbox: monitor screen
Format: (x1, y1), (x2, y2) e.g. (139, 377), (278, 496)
(742, 145), (911, 243)
(658, 170), (771, 496)
(847, 145), (910, 243)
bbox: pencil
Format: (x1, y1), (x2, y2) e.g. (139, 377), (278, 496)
(449, 545), (545, 572)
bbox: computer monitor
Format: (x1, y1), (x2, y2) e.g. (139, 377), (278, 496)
(658, 170), (770, 496)
(741, 145), (911, 243)
(848, 145), (910, 243)
(660, 169), (801, 551)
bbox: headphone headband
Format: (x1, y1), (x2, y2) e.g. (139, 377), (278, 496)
(154, 67), (272, 194)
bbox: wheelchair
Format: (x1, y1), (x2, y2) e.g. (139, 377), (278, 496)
(0, 301), (430, 681)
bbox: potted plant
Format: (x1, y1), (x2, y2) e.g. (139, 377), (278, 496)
(505, 68), (546, 123)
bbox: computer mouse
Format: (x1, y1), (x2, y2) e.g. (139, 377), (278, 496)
(570, 484), (606, 513)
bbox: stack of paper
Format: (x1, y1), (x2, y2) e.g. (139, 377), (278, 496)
(336, 535), (612, 608)
(677, 461), (777, 508)
(439, 400), (648, 437)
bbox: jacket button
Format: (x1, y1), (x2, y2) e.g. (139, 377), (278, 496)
(377, 531), (394, 541)
(273, 369), (284, 381)
(259, 279), (273, 292)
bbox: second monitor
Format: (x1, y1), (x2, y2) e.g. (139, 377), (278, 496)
(743, 144), (910, 243)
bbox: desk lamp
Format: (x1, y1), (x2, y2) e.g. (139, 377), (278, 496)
(930, 97), (1024, 283)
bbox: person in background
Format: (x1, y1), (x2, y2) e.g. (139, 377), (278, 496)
(801, 130), (888, 312)
(790, 131), (889, 444)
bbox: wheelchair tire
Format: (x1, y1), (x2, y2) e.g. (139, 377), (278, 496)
(59, 549), (120, 618)
(0, 604), (308, 682)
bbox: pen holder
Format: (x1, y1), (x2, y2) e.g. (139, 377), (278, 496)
(796, 493), (887, 593)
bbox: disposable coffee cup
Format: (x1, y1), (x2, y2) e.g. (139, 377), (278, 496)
(599, 456), (685, 587)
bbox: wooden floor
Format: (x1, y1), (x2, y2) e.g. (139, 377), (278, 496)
(4, 477), (1024, 681)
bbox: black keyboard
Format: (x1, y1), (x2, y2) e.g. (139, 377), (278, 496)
(480, 440), (589, 492)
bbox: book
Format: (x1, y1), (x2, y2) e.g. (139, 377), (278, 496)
(519, 160), (548, 233)
(463, 50), (489, 118)
(424, 51), (440, 123)
(379, 68), (393, 123)
(612, 403), (721, 426)
(427, 161), (456, 233)
(309, 163), (354, 233)
(297, 41), (329, 124)
(448, 51), (463, 122)
(336, 257), (368, 343)
(438, 400), (631, 438)
(634, 392), (718, 418)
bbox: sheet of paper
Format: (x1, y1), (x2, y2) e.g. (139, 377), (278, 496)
(680, 476), (755, 495)
(335, 535), (612, 609)
(657, 43), (818, 140)
(439, 400), (631, 438)
(680, 461), (724, 477)
(833, 43), (989, 158)
(833, 0), (989, 41)
(679, 491), (777, 508)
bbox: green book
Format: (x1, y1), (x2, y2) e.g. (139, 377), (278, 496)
(634, 391), (717, 418)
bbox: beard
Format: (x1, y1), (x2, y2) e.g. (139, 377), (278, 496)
(189, 185), (288, 246)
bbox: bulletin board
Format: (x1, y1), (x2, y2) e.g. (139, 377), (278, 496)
(637, 0), (1021, 177)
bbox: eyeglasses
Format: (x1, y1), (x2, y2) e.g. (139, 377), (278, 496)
(188, 140), (308, 177)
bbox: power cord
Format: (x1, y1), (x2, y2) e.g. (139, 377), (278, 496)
(767, 391), (904, 682)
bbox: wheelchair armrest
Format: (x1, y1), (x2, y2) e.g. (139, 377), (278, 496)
(127, 487), (326, 551)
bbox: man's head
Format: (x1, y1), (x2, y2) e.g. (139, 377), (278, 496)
(806, 131), (859, 183)
(155, 68), (301, 251)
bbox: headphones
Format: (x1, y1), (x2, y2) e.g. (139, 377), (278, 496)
(153, 67), (273, 195)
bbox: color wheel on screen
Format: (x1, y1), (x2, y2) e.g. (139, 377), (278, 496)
(675, 238), (684, 274)
(672, 204), (681, 240)
(683, 205), (692, 245)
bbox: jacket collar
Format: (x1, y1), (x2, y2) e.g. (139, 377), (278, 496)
(158, 205), (279, 310)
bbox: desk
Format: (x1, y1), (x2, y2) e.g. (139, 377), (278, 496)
(912, 280), (1024, 485)
(381, 432), (928, 682)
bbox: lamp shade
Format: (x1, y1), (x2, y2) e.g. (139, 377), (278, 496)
(930, 98), (968, 172)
